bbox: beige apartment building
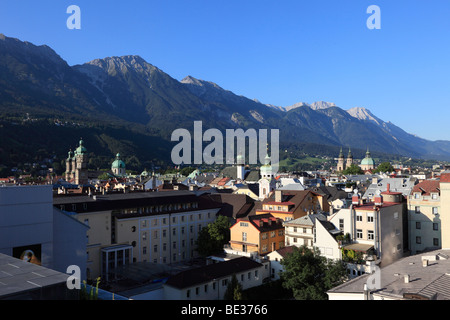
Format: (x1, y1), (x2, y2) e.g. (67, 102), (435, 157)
(440, 173), (450, 250)
(329, 187), (405, 267)
(54, 191), (222, 281)
(407, 179), (441, 254)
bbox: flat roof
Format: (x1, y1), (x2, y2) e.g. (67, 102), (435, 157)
(0, 253), (69, 298)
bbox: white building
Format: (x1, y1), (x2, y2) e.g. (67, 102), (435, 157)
(0, 185), (88, 280)
(163, 257), (269, 300)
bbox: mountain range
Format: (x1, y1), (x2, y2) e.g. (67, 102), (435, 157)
(1, 33), (450, 172)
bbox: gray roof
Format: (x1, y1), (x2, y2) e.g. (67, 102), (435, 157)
(363, 177), (417, 199)
(0, 253), (69, 299)
(285, 213), (327, 227)
(328, 249), (450, 300)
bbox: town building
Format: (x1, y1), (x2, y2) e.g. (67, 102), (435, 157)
(163, 256), (269, 300)
(327, 249), (450, 300)
(255, 190), (322, 221)
(229, 214), (285, 256)
(284, 213), (341, 261)
(53, 190), (223, 282)
(329, 188), (405, 268)
(407, 179), (441, 254)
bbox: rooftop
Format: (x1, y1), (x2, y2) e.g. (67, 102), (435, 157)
(0, 253), (71, 299)
(164, 257), (262, 289)
(328, 249), (450, 300)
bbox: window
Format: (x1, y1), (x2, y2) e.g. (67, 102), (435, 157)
(432, 193), (438, 200)
(416, 222), (421, 229)
(242, 232), (247, 242)
(186, 290), (190, 298)
(416, 236), (421, 244)
(414, 193), (420, 199)
(356, 229), (363, 239)
(262, 233), (268, 240)
(153, 245), (157, 253)
(339, 219), (344, 231)
(222, 279), (228, 286)
(433, 207), (439, 215)
(143, 246), (147, 255)
(240, 222), (249, 227)
(367, 215), (374, 223)
(434, 238), (439, 246)
(262, 244), (268, 252)
(433, 223), (439, 231)
(415, 206), (420, 213)
(142, 232), (147, 240)
(356, 214), (362, 222)
(394, 212), (399, 220)
(368, 230), (374, 240)
(271, 231), (276, 238)
(131, 226), (136, 232)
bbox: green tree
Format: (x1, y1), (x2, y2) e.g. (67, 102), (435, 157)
(224, 274), (243, 300)
(341, 164), (364, 175)
(375, 162), (395, 173)
(280, 245), (347, 300)
(196, 215), (231, 257)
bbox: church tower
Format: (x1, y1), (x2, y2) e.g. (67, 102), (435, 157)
(346, 148), (353, 169)
(336, 147), (345, 172)
(74, 138), (88, 185)
(236, 153), (245, 181)
(259, 146), (276, 199)
(65, 150), (73, 182)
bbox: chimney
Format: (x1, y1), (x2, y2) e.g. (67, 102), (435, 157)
(404, 274), (410, 284)
(352, 193), (360, 206)
(423, 259), (428, 267)
(386, 183), (390, 193)
(275, 190), (282, 203)
(372, 177), (378, 184)
(374, 194), (383, 206)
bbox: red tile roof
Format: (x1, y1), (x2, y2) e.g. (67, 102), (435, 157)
(412, 180), (440, 196)
(440, 173), (450, 183)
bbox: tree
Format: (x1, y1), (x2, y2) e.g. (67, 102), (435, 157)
(375, 162), (395, 173)
(341, 164), (364, 175)
(280, 245), (347, 300)
(224, 274), (243, 300)
(196, 215), (231, 257)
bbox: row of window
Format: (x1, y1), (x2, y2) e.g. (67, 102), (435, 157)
(414, 206), (439, 215)
(415, 222), (439, 230)
(186, 270), (261, 298)
(241, 230), (284, 241)
(416, 237), (439, 246)
(413, 193), (439, 200)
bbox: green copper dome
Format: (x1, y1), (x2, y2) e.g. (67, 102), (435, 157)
(361, 148), (374, 165)
(74, 139), (87, 155)
(111, 153), (126, 169)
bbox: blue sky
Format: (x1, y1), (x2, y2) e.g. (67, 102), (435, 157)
(1, 1), (450, 141)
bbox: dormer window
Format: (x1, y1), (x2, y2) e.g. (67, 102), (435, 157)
(431, 193), (438, 200)
(414, 193), (420, 199)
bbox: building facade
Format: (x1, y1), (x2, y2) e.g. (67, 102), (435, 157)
(407, 179), (441, 254)
(229, 214), (285, 256)
(53, 191), (222, 281)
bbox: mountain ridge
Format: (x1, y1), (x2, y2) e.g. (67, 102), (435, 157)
(1, 33), (450, 165)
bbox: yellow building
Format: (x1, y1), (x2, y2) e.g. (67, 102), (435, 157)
(407, 179), (441, 254)
(439, 174), (450, 250)
(229, 214), (285, 255)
